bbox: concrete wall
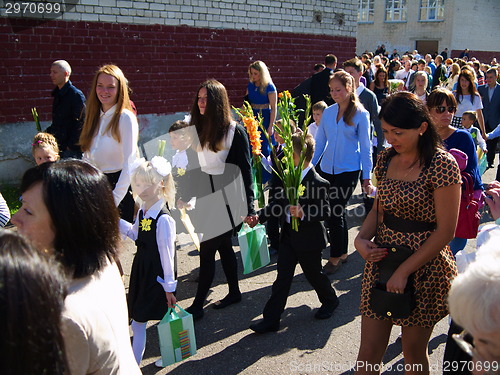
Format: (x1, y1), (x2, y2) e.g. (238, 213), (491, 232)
(356, 0), (499, 57)
(0, 0), (356, 183)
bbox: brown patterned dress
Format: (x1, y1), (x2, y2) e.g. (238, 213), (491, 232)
(360, 148), (461, 327)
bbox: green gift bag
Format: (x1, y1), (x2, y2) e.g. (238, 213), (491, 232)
(157, 305), (197, 367)
(238, 223), (270, 274)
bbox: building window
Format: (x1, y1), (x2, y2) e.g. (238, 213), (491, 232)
(420, 0), (444, 21)
(358, 0), (374, 22)
(385, 0), (407, 22)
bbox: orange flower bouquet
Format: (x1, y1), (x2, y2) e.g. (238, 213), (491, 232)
(233, 102), (265, 207)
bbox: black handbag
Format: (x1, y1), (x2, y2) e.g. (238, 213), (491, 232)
(369, 244), (416, 319)
(369, 195), (419, 319)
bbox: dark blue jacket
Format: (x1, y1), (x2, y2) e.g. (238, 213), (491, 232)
(46, 80), (86, 153)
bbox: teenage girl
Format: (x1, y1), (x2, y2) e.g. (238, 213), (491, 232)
(119, 156), (177, 366)
(32, 132), (60, 165)
(80, 64), (139, 222)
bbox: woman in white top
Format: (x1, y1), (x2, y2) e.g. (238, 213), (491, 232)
(453, 68), (486, 135)
(80, 64), (138, 222)
(410, 71), (429, 104)
(12, 160), (141, 375)
(444, 63), (460, 91)
(185, 79), (258, 320)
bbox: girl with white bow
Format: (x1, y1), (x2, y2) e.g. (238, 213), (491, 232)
(119, 156), (177, 365)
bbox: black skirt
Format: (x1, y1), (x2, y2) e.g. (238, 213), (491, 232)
(105, 170), (135, 223)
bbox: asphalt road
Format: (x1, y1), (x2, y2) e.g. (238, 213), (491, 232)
(119, 167), (496, 375)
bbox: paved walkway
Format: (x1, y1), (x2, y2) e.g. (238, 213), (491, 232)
(120, 168), (495, 375)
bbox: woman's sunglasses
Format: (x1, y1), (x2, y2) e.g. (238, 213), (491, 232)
(434, 106), (457, 114)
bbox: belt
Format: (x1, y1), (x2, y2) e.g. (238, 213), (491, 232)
(383, 213), (436, 233)
(251, 104), (270, 110)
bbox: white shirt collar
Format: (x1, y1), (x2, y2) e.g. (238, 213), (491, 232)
(356, 82), (365, 96)
(142, 199), (166, 219)
(100, 103), (118, 118)
(301, 165), (312, 182)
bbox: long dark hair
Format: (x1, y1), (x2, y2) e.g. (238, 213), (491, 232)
(455, 69), (479, 105)
(0, 229), (67, 375)
(20, 160), (120, 278)
(380, 91), (444, 168)
(189, 79), (233, 152)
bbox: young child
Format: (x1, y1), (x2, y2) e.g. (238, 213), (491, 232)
(462, 111), (487, 152)
(249, 133), (339, 333)
(119, 156), (177, 366)
(32, 132), (60, 165)
(261, 119), (296, 255)
(168, 120), (198, 211)
(307, 101), (327, 139)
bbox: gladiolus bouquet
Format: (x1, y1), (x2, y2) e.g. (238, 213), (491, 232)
(233, 102), (265, 207)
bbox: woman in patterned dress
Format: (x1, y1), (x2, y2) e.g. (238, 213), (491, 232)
(354, 92), (461, 374)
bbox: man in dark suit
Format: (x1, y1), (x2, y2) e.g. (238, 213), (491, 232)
(249, 133), (339, 333)
(310, 54), (337, 106)
(480, 68), (500, 172)
(46, 60), (86, 159)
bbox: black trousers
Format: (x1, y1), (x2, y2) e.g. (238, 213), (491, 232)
(105, 171), (135, 223)
(486, 138), (498, 167)
(262, 223), (338, 324)
(191, 230), (240, 309)
(319, 169), (360, 258)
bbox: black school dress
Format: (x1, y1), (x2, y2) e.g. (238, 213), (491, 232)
(128, 207), (176, 322)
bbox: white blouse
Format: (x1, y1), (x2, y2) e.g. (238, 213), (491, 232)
(197, 122), (236, 175)
(84, 104), (139, 206)
(119, 199), (177, 292)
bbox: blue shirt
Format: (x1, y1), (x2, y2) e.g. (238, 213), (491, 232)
(247, 82), (276, 105)
(443, 129), (483, 190)
(312, 104), (372, 179)
(486, 124), (500, 140)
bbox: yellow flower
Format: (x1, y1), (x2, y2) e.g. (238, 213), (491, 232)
(298, 184), (305, 197)
(177, 168), (186, 176)
(140, 218), (152, 231)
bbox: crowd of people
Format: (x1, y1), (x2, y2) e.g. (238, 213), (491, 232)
(1, 47), (500, 374)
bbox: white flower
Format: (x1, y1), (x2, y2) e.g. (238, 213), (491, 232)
(151, 156), (172, 177)
(129, 157), (146, 175)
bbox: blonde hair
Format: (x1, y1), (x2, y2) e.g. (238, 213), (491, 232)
(132, 160), (176, 209)
(80, 65), (133, 151)
(32, 132), (59, 155)
(248, 61), (273, 95)
(450, 63), (460, 78)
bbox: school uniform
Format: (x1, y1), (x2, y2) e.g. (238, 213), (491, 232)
(120, 200), (177, 322)
(257, 165), (339, 325)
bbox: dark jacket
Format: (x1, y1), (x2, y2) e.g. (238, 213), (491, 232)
(258, 167), (330, 251)
(310, 68), (335, 106)
(478, 83), (500, 132)
(46, 80), (86, 153)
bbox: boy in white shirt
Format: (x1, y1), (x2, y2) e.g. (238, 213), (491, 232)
(462, 111), (487, 152)
(307, 101), (327, 139)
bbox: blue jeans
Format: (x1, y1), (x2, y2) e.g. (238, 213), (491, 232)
(449, 237), (467, 256)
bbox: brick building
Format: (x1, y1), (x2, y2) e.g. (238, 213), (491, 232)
(0, 0), (357, 182)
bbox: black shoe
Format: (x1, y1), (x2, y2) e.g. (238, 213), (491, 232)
(249, 320), (280, 334)
(322, 261), (342, 275)
(213, 293), (242, 310)
(314, 299), (339, 320)
(185, 305), (204, 321)
(269, 247), (278, 257)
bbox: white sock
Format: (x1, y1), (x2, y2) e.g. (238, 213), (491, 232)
(131, 320), (147, 364)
